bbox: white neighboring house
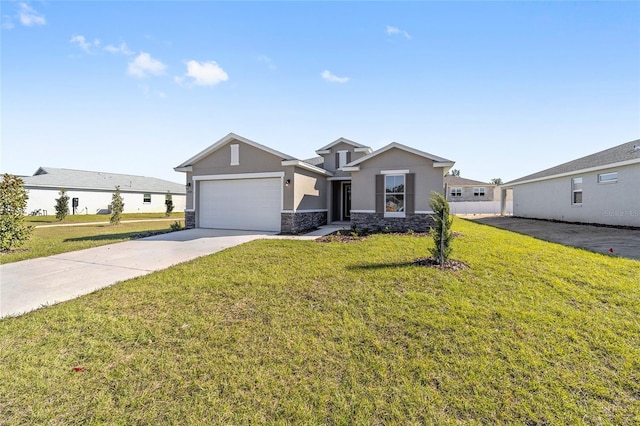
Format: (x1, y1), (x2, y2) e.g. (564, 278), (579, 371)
(444, 176), (513, 215)
(21, 167), (186, 216)
(502, 140), (640, 227)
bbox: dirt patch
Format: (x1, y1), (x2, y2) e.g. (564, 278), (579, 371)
(316, 231), (432, 243)
(413, 257), (469, 271)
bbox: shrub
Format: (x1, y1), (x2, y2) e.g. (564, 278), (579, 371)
(0, 174), (33, 251)
(54, 189), (70, 221)
(110, 186), (124, 225)
(170, 221), (183, 232)
(429, 191), (453, 265)
(165, 191), (174, 217)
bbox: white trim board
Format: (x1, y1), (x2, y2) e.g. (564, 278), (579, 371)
(193, 172), (285, 181)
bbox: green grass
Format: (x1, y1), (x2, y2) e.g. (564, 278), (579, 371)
(24, 212), (184, 226)
(0, 220), (184, 264)
(1, 219), (638, 424)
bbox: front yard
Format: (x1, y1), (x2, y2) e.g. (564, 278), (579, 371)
(1, 219), (638, 424)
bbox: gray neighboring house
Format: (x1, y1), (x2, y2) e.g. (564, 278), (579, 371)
(175, 133), (455, 233)
(22, 167), (186, 215)
(503, 139), (640, 227)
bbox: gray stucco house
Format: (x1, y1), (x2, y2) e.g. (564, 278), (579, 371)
(503, 139), (640, 227)
(175, 133), (455, 233)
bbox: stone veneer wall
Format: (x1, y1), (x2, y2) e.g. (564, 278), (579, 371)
(281, 211), (327, 234)
(351, 212), (435, 233)
(185, 210), (196, 229)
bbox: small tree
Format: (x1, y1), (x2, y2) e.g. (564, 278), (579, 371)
(54, 189), (70, 221)
(110, 186), (124, 224)
(0, 174), (33, 251)
(429, 191), (453, 265)
(449, 169), (461, 177)
(490, 178), (503, 185)
(165, 191), (174, 217)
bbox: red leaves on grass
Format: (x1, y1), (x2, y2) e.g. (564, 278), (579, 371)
(72, 366), (85, 372)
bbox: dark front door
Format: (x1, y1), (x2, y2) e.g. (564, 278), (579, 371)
(342, 183), (351, 220)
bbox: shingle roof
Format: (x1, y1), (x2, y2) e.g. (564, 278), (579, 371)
(22, 167), (186, 194)
(302, 157), (325, 167)
(444, 176), (493, 186)
(506, 139), (640, 185)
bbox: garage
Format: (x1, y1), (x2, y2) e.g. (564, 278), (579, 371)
(198, 178), (282, 231)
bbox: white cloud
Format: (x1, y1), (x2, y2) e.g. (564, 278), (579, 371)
(18, 2), (45, 27)
(128, 52), (166, 78)
(183, 60), (228, 86)
(258, 55), (276, 70)
(386, 25), (411, 39)
(70, 35), (101, 53)
(321, 70), (349, 83)
(104, 42), (134, 56)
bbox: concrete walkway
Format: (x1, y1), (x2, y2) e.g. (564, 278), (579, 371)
(1, 226), (343, 318)
(470, 216), (640, 261)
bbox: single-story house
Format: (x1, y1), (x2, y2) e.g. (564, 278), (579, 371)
(175, 133), (455, 233)
(22, 167), (186, 215)
(444, 176), (495, 202)
(445, 176), (513, 215)
(502, 139), (640, 227)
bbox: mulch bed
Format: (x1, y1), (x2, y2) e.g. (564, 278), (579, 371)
(413, 257), (469, 271)
(316, 231), (462, 243)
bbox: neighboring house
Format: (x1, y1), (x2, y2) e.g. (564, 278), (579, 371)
(503, 140), (640, 227)
(22, 167), (186, 215)
(175, 133), (455, 233)
(445, 176), (514, 215)
(444, 176), (495, 202)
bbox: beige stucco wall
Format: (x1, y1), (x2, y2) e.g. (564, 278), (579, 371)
(512, 163), (640, 227)
(350, 148), (446, 212)
(293, 167), (327, 211)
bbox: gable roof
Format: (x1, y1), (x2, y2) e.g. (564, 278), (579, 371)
(506, 139), (640, 186)
(341, 142), (454, 170)
(22, 167), (185, 194)
(315, 137), (372, 154)
(444, 176), (493, 187)
(175, 132), (296, 171)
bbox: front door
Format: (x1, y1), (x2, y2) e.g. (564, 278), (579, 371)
(342, 183), (351, 220)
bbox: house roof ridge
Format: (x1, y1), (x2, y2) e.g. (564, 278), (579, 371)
(506, 138), (640, 185)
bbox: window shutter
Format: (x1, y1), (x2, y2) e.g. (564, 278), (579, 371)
(346, 151), (351, 164)
(335, 152), (340, 169)
(405, 173), (415, 214)
(375, 174), (384, 213)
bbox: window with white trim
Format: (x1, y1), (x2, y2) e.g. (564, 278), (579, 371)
(450, 187), (462, 197)
(473, 187), (485, 196)
(143, 193), (151, 204)
(230, 144), (239, 166)
(337, 150), (348, 168)
(385, 175), (405, 216)
(598, 172), (617, 183)
(571, 177), (582, 205)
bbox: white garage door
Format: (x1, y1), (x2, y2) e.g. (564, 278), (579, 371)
(198, 178), (281, 231)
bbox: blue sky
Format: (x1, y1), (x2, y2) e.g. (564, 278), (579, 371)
(2, 1), (639, 184)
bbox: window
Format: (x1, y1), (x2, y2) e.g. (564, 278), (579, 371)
(450, 187), (462, 197)
(143, 193), (151, 204)
(230, 144), (239, 166)
(473, 187), (485, 197)
(598, 172), (618, 183)
(571, 177), (582, 205)
(336, 150), (351, 168)
(385, 175), (405, 215)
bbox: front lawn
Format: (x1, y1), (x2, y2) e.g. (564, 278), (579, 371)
(0, 220), (183, 264)
(24, 212), (184, 226)
(1, 219), (638, 424)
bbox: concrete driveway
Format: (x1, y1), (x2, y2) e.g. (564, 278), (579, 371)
(0, 228), (278, 318)
(470, 216), (640, 261)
